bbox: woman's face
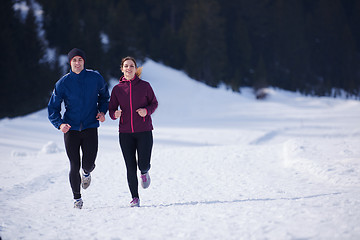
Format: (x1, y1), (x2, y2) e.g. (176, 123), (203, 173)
(121, 60), (136, 80)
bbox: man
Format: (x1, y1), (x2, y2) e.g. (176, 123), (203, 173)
(48, 48), (109, 209)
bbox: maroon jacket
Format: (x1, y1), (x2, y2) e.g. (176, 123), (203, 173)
(109, 75), (158, 133)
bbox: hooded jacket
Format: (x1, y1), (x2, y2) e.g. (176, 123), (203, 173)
(48, 69), (110, 131)
(109, 75), (158, 133)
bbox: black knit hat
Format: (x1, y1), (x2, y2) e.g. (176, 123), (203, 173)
(68, 48), (86, 63)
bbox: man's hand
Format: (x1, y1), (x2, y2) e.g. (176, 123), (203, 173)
(60, 123), (71, 133)
(96, 112), (106, 122)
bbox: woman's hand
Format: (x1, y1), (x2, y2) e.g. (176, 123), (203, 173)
(136, 108), (147, 117)
(114, 110), (122, 119)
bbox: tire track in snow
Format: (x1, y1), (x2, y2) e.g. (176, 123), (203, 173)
(141, 192), (343, 208)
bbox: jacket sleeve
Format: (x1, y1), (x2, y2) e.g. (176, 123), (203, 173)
(145, 83), (158, 116)
(97, 75), (110, 114)
(48, 83), (64, 129)
(108, 86), (119, 120)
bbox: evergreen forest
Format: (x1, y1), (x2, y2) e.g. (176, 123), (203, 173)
(1, 0), (360, 118)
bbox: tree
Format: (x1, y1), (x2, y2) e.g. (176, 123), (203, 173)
(271, 0), (310, 92)
(181, 0), (227, 87)
(143, 0), (186, 69)
(104, 0), (140, 77)
(0, 0), (20, 117)
(220, 1), (253, 90)
(0, 2), (58, 118)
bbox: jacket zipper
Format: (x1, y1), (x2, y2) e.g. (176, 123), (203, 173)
(129, 81), (134, 133)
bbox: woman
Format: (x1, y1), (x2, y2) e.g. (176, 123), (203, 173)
(109, 57), (158, 207)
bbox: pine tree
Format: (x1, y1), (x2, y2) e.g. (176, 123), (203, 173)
(105, 0), (137, 77)
(0, 2), (57, 118)
(272, 0), (310, 92)
(220, 1), (253, 90)
(0, 0), (20, 117)
(143, 0), (186, 69)
(181, 0), (227, 87)
(253, 55), (268, 91)
(16, 7), (52, 116)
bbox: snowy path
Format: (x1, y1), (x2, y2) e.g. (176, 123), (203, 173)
(1, 60), (360, 239)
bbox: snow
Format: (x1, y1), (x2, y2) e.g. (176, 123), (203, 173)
(1, 59), (360, 239)
(13, 0), (44, 23)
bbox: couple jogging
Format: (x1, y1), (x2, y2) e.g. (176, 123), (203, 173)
(48, 48), (158, 209)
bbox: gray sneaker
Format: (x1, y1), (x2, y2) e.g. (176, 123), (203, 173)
(81, 170), (91, 189)
(140, 172), (151, 189)
(74, 198), (83, 209)
(130, 197), (140, 207)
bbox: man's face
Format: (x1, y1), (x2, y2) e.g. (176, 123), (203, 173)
(70, 56), (84, 74)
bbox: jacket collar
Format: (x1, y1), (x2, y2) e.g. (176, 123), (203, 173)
(70, 69), (86, 77)
(120, 75), (139, 83)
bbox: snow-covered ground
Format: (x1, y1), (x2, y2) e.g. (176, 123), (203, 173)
(1, 60), (360, 239)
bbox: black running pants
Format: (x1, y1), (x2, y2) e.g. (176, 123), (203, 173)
(119, 131), (153, 198)
(64, 128), (98, 199)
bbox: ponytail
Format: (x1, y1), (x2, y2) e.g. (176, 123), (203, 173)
(136, 66), (143, 78)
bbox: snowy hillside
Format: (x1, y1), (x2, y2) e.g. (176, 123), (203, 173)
(1, 59), (360, 239)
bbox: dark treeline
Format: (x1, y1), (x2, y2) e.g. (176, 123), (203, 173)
(1, 0), (360, 118)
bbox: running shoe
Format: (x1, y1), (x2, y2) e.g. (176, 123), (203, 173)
(81, 170), (91, 189)
(74, 198), (83, 209)
(140, 172), (151, 189)
(130, 197), (140, 207)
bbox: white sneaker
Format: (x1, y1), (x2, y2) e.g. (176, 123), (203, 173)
(81, 170), (91, 189)
(130, 198), (140, 207)
(140, 172), (151, 189)
(74, 198), (83, 209)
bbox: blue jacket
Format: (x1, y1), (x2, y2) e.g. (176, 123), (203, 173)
(48, 69), (110, 131)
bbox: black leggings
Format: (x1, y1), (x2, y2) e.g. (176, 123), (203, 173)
(119, 131), (153, 198)
(64, 128), (98, 199)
